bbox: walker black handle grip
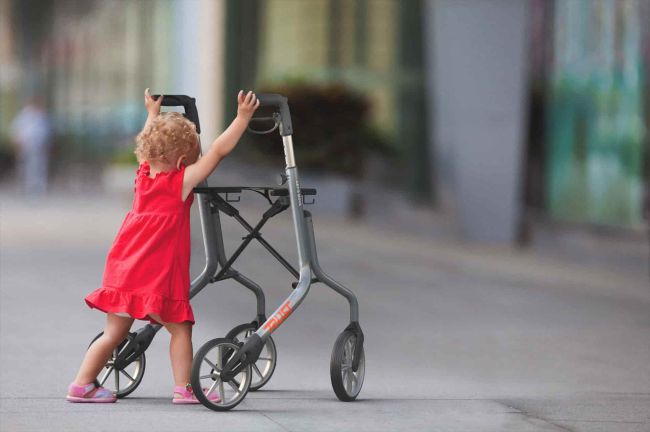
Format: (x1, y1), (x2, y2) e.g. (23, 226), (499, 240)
(255, 93), (293, 136)
(152, 94), (201, 134)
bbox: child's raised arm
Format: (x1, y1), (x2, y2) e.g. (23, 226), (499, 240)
(182, 91), (259, 199)
(143, 88), (163, 130)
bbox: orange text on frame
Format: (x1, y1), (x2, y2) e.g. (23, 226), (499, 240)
(262, 300), (293, 333)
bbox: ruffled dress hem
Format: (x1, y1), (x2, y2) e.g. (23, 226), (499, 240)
(85, 287), (195, 325)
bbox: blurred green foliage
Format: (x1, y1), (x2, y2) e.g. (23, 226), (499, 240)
(244, 81), (396, 178)
(110, 146), (138, 166)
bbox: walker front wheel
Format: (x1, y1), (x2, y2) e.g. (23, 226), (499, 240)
(225, 323), (277, 391)
(191, 338), (252, 411)
(89, 332), (146, 398)
(330, 330), (365, 401)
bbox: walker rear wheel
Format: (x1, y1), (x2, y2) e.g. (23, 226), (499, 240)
(225, 323), (277, 391)
(191, 338), (252, 411)
(330, 330), (365, 401)
(89, 332), (146, 398)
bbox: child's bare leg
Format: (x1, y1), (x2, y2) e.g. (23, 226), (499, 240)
(163, 320), (193, 387)
(73, 313), (134, 386)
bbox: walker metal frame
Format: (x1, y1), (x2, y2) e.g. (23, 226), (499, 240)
(189, 93), (365, 411)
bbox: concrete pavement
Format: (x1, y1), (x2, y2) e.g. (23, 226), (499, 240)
(1, 188), (648, 431)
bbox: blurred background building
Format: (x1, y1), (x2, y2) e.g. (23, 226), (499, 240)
(1, 0), (648, 244)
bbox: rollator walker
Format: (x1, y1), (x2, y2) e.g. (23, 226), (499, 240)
(88, 94), (365, 410)
(190, 93), (365, 411)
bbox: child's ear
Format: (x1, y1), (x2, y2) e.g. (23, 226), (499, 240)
(176, 154), (187, 169)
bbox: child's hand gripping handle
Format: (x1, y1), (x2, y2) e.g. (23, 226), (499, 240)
(255, 94), (293, 136)
(151, 94), (201, 134)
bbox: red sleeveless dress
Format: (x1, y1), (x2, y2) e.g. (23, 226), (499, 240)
(85, 161), (195, 325)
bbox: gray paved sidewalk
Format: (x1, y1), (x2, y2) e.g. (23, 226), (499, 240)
(1, 190), (648, 431)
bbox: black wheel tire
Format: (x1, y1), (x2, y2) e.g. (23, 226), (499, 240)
(191, 337), (252, 411)
(330, 330), (365, 402)
(89, 332), (146, 399)
(225, 323), (277, 391)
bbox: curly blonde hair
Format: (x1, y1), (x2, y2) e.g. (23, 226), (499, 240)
(134, 112), (200, 165)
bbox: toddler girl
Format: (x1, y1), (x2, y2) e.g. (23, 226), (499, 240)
(66, 88), (259, 403)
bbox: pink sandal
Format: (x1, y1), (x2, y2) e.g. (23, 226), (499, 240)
(66, 382), (117, 403)
(172, 383), (221, 404)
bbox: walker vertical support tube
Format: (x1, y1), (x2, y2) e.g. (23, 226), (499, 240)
(188, 132), (221, 301)
(254, 135), (313, 342)
(283, 136), (311, 268)
(188, 186), (220, 300)
(221, 96), (314, 380)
